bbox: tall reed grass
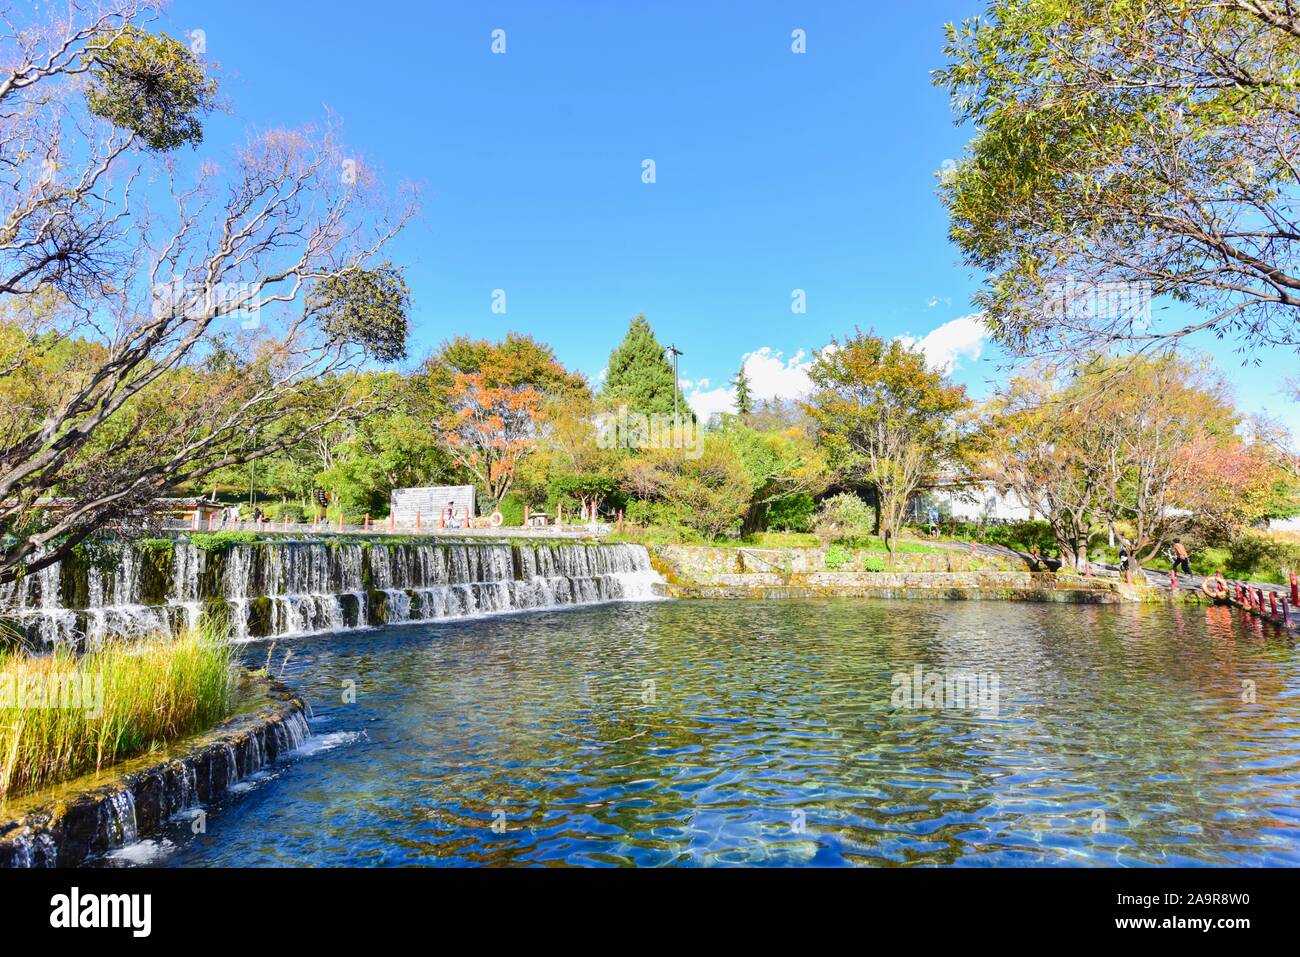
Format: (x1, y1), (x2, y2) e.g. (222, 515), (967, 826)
(0, 628), (234, 800)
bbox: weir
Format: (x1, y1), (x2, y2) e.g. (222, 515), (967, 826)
(1, 539), (662, 648)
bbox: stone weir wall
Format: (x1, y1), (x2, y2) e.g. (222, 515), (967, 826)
(653, 546), (1138, 603)
(1, 537), (662, 649)
(0, 676), (308, 868)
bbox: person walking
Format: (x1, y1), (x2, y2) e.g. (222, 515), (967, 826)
(1172, 539), (1191, 577)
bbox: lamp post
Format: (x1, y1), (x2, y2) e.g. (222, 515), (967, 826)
(666, 343), (683, 423)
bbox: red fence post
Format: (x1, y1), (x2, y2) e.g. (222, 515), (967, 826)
(1291, 570), (1299, 605)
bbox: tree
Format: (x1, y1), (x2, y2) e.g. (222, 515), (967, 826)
(619, 435), (751, 539)
(600, 313), (678, 416)
(427, 334), (587, 504)
(936, 0), (1300, 356)
(803, 331), (969, 558)
(982, 354), (1282, 575)
(516, 389), (623, 518)
(719, 420), (829, 532)
(979, 367), (1112, 571)
(311, 373), (454, 513)
(0, 4), (416, 585)
(1090, 355), (1271, 573)
(732, 364), (754, 416)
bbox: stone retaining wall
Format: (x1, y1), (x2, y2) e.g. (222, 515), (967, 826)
(652, 545), (1140, 603)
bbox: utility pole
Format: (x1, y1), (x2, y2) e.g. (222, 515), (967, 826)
(666, 343), (683, 422)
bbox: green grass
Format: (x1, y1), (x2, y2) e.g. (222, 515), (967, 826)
(0, 629), (235, 800)
(834, 534), (947, 555)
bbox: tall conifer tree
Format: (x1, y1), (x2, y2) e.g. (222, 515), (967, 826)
(601, 313), (678, 416)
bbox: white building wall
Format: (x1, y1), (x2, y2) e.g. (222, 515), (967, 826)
(912, 482), (1036, 523)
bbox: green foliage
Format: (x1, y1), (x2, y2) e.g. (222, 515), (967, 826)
(600, 314), (679, 416)
(719, 420), (829, 531)
(861, 554), (887, 572)
(814, 492), (876, 540)
(766, 492), (816, 532)
(84, 26), (217, 151)
(309, 262), (411, 362)
(619, 436), (750, 539)
(732, 364), (754, 416)
(497, 493), (526, 526)
(805, 330), (968, 547)
(189, 531), (262, 554)
(824, 544), (852, 570)
(936, 1), (1300, 351)
(261, 502), (306, 523)
(1226, 534), (1300, 585)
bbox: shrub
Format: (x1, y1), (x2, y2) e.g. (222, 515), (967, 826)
(497, 493), (526, 526)
(814, 492), (876, 542)
(619, 436), (751, 539)
(862, 554), (887, 572)
(824, 544), (852, 570)
(189, 530), (262, 553)
(766, 492), (816, 532)
(1227, 533), (1300, 584)
(261, 502), (306, 523)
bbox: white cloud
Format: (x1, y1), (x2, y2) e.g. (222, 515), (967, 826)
(897, 313), (988, 374)
(685, 347), (816, 420)
(743, 347), (815, 401)
(686, 383), (736, 421)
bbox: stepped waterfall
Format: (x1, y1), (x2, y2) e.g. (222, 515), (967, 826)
(1, 539), (662, 648)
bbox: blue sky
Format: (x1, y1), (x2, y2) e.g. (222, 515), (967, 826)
(162, 0), (1298, 432)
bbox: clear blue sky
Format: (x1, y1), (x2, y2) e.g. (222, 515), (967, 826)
(163, 0), (1298, 431)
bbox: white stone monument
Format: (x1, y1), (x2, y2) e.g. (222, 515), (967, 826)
(390, 485), (477, 526)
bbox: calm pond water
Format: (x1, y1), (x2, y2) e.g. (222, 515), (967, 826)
(140, 599), (1300, 867)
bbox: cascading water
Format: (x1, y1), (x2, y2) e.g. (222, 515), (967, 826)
(0, 556), (77, 648)
(368, 542), (661, 628)
(85, 545), (171, 645)
(2, 538), (661, 647)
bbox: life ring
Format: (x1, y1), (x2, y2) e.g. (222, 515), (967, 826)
(1200, 578), (1227, 601)
(489, 510), (504, 527)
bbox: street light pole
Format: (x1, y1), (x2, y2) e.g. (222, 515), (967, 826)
(666, 343), (683, 422)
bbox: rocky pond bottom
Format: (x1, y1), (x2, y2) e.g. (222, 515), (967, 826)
(118, 599), (1300, 866)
